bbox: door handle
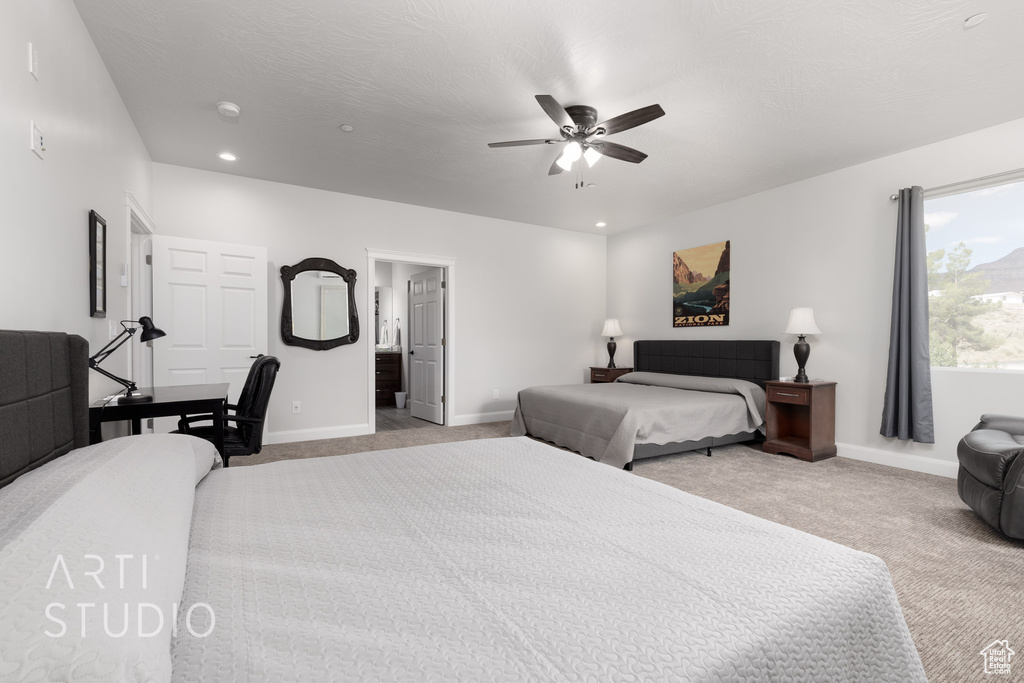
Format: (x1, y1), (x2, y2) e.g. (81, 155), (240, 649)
(409, 350), (414, 355)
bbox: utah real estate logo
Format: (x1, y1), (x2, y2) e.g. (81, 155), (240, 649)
(980, 639), (1014, 676)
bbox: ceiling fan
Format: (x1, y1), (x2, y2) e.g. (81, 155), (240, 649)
(488, 95), (665, 177)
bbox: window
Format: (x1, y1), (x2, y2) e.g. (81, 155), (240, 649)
(924, 177), (1024, 368)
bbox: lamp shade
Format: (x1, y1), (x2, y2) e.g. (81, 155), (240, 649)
(784, 308), (821, 335)
(601, 318), (623, 337)
(138, 316), (167, 342)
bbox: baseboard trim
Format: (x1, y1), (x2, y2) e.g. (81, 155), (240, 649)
(266, 423), (372, 445)
(836, 442), (958, 479)
(449, 410), (514, 426)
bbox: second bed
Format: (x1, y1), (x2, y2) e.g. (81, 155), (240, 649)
(511, 340), (780, 468)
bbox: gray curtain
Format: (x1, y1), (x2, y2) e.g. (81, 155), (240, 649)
(880, 186), (934, 443)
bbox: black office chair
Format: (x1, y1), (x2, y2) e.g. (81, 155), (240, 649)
(175, 355), (280, 467)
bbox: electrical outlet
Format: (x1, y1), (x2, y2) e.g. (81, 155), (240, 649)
(492, 389), (499, 399)
(30, 121), (44, 158)
(108, 321), (118, 340)
(292, 401), (301, 414)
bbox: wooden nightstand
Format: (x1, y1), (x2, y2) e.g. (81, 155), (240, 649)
(762, 380), (837, 462)
(590, 367), (633, 383)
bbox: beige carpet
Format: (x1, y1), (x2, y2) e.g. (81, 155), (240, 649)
(244, 424), (1024, 682)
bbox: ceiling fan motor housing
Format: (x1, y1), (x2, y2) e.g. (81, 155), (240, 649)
(564, 105), (598, 130)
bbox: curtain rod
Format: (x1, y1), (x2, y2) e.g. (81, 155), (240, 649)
(889, 166), (1024, 201)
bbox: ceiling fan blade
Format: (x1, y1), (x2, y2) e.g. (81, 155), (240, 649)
(592, 104), (665, 136)
(536, 95), (573, 130)
(548, 155), (566, 175)
(488, 139), (560, 148)
(591, 141), (648, 164)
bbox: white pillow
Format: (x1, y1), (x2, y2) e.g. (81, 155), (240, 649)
(0, 434), (217, 682)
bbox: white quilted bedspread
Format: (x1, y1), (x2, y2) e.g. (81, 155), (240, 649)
(171, 437), (925, 682)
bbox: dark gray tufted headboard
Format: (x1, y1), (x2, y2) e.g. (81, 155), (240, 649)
(634, 339), (780, 389)
(0, 330), (90, 488)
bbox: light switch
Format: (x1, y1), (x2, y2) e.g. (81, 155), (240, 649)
(30, 121), (44, 158)
(28, 43), (39, 79)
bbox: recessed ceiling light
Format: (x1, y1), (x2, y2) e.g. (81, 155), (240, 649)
(964, 13), (988, 29)
(218, 152), (237, 161)
(595, 222), (607, 227)
(216, 101), (241, 117)
(339, 124), (354, 132)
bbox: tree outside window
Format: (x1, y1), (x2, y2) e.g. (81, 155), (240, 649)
(924, 179), (1024, 368)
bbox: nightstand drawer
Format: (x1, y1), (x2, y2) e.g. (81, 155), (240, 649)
(590, 367), (633, 383)
(767, 385), (810, 405)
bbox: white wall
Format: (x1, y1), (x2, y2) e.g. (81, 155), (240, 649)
(608, 117), (1024, 477)
(152, 164), (606, 442)
(374, 261), (393, 288)
(1, 0), (152, 399)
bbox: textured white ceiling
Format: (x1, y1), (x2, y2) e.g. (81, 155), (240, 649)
(74, 0), (1024, 234)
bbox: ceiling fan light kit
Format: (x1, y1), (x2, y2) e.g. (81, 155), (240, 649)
(489, 94), (665, 184)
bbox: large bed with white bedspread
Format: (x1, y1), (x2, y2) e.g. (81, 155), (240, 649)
(0, 331), (926, 681)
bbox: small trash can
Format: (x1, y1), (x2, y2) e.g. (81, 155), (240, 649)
(395, 392), (407, 409)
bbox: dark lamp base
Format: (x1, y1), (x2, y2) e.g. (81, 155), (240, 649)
(793, 335), (810, 383)
(119, 392), (154, 404)
(607, 338), (618, 369)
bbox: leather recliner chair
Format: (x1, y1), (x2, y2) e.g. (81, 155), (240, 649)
(957, 414), (1024, 539)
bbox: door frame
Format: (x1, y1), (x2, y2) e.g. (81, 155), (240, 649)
(124, 192), (156, 388)
(365, 249), (455, 434)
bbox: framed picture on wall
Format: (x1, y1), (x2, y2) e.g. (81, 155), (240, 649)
(89, 210), (106, 318)
(672, 240), (730, 327)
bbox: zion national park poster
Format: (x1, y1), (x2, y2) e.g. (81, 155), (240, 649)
(673, 240), (730, 327)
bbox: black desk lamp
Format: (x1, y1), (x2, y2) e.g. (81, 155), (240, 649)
(89, 316), (166, 403)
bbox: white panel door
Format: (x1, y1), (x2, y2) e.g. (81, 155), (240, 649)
(152, 236), (268, 412)
(409, 267), (444, 424)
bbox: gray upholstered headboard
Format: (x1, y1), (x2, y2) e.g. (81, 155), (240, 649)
(0, 330), (89, 488)
(633, 339), (780, 389)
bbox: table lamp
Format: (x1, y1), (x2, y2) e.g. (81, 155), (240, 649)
(601, 318), (623, 369)
(89, 316), (166, 403)
(784, 308), (820, 383)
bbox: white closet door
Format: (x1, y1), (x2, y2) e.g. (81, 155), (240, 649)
(152, 236), (268, 413)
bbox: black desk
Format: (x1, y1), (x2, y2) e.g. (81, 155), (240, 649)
(89, 383), (230, 455)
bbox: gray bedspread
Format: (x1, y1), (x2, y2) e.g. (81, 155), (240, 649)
(511, 373), (766, 468)
(171, 437), (925, 682)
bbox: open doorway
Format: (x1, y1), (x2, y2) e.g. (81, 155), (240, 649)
(366, 250), (454, 434)
(126, 193), (156, 432)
